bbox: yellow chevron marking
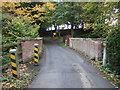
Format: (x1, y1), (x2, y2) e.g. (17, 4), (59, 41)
(53, 33), (56, 35)
(10, 54), (16, 60)
(34, 48), (38, 52)
(34, 58), (38, 62)
(12, 77), (17, 79)
(12, 69), (17, 75)
(34, 53), (38, 57)
(11, 62), (16, 67)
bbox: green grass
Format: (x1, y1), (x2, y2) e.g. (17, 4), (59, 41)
(94, 61), (120, 88)
(59, 42), (66, 47)
(44, 37), (63, 41)
(102, 72), (120, 88)
(44, 37), (52, 40)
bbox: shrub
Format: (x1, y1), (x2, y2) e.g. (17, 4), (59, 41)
(2, 14), (40, 44)
(106, 30), (120, 75)
(90, 57), (95, 61)
(2, 14), (40, 65)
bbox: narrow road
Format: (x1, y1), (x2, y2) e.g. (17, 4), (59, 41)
(28, 40), (115, 88)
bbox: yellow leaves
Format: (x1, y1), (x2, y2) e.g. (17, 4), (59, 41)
(8, 32), (12, 34)
(0, 2), (2, 12)
(33, 14), (40, 18)
(31, 2), (54, 22)
(108, 20), (112, 24)
(16, 22), (21, 24)
(2, 2), (20, 11)
(84, 23), (91, 29)
(43, 2), (55, 10)
(27, 16), (33, 20)
(104, 0), (111, 4)
(2, 2), (30, 19)
(91, 23), (97, 28)
(31, 20), (36, 23)
(84, 23), (98, 30)
(32, 4), (42, 12)
(11, 19), (14, 22)
(0, 2), (2, 7)
(14, 7), (31, 18)
(2, 2), (23, 18)
(7, 21), (11, 24)
(8, 18), (21, 26)
(15, 8), (24, 14)
(32, 2), (54, 13)
(107, 29), (113, 35)
(11, 19), (16, 24)
(83, 3), (92, 9)
(2, 2), (55, 23)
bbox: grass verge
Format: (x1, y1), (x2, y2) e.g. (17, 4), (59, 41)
(59, 42), (66, 47)
(44, 37), (63, 41)
(93, 60), (120, 88)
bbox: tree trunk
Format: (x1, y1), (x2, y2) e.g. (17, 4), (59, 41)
(81, 22), (84, 31)
(58, 26), (61, 37)
(71, 24), (74, 37)
(54, 23), (57, 32)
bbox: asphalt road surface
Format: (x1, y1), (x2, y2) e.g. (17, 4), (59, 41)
(28, 40), (115, 88)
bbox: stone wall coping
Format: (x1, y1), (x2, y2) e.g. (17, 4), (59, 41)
(18, 37), (43, 41)
(69, 38), (102, 42)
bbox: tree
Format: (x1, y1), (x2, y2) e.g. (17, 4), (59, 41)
(2, 2), (55, 37)
(47, 2), (83, 37)
(81, 2), (119, 38)
(2, 13), (40, 44)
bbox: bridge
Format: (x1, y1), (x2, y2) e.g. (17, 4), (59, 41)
(1, 37), (116, 88)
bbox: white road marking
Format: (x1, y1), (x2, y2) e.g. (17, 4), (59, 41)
(72, 63), (92, 88)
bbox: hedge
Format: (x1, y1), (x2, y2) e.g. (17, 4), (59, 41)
(106, 30), (120, 75)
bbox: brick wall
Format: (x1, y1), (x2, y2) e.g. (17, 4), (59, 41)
(18, 38), (43, 62)
(69, 38), (103, 60)
(63, 35), (71, 45)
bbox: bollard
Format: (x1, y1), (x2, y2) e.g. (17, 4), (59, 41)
(53, 33), (56, 38)
(65, 40), (68, 46)
(103, 47), (106, 66)
(9, 49), (19, 79)
(34, 43), (39, 65)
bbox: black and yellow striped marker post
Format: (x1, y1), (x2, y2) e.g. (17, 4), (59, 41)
(9, 49), (19, 79)
(34, 43), (39, 65)
(65, 40), (68, 46)
(53, 33), (56, 38)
